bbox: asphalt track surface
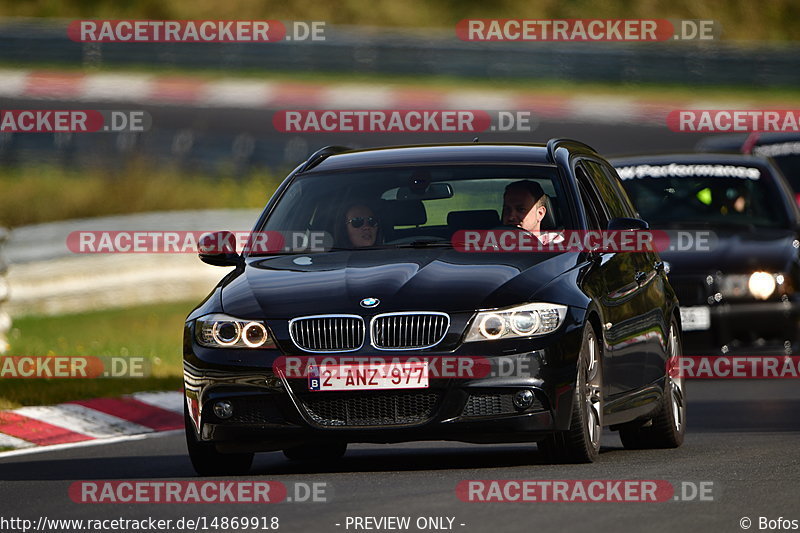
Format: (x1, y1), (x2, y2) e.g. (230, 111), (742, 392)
(0, 380), (798, 533)
(1, 101), (797, 533)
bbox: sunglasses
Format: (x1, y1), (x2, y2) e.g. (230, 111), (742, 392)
(348, 216), (378, 228)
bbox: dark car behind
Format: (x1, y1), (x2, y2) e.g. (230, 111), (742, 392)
(613, 153), (800, 355)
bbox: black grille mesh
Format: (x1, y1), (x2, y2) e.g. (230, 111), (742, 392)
(300, 391), (440, 427)
(372, 313), (449, 349)
(218, 397), (283, 425)
(290, 316), (365, 352)
(462, 392), (542, 417)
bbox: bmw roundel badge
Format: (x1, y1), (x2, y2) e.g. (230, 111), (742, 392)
(360, 297), (380, 308)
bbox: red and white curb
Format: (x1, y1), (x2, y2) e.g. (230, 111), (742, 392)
(0, 68), (775, 126)
(0, 391), (183, 453)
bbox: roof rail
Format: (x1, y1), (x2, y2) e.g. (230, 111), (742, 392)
(297, 145), (351, 173)
(546, 138), (597, 163)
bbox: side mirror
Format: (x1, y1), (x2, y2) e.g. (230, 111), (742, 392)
(607, 217), (649, 231)
(199, 231), (241, 267)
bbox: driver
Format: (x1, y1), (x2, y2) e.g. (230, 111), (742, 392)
(502, 180), (563, 244)
(344, 204), (379, 248)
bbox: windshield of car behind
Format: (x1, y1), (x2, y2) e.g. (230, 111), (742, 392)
(616, 163), (791, 229)
(255, 164), (568, 252)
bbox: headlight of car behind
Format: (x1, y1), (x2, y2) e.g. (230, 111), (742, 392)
(748, 272), (777, 300)
(195, 314), (276, 348)
(718, 272), (785, 301)
(464, 303), (568, 342)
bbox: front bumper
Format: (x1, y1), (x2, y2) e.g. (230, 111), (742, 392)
(201, 390), (556, 453)
(183, 327), (584, 453)
(682, 300), (800, 354)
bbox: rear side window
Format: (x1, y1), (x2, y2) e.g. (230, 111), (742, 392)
(576, 164), (610, 230)
(582, 160), (629, 220)
(597, 161), (640, 218)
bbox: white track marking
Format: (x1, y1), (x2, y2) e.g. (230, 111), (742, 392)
(13, 404), (152, 438)
(200, 80), (276, 107)
(323, 86), (394, 109)
(568, 96), (639, 123)
(444, 91), (515, 110)
(0, 70), (31, 97)
(82, 73), (154, 101)
(0, 433), (35, 450)
(131, 391), (184, 414)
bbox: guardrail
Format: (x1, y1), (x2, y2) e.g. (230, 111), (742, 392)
(0, 226), (10, 353)
(0, 19), (798, 87)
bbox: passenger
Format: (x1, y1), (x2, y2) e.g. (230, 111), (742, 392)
(502, 180), (563, 244)
(343, 204), (379, 248)
(722, 185), (748, 215)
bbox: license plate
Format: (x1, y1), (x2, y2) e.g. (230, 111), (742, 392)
(680, 306), (711, 331)
(308, 362), (429, 391)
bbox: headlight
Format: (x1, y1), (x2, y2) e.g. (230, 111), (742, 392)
(464, 303), (567, 342)
(748, 271), (776, 300)
(195, 314), (276, 349)
(718, 272), (784, 300)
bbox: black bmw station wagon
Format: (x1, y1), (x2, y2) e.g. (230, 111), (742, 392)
(184, 139), (684, 475)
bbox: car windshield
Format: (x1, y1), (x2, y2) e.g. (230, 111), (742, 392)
(255, 164), (569, 252)
(616, 163), (791, 229)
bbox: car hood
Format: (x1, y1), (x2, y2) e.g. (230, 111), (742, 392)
(659, 227), (799, 274)
(219, 249), (580, 318)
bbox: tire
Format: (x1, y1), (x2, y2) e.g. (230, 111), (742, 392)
(539, 323), (603, 463)
(283, 442), (347, 462)
(619, 317), (686, 449)
(184, 402), (254, 476)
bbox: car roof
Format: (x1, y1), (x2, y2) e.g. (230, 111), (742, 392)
(306, 143), (555, 172)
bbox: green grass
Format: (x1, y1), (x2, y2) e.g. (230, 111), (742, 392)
(0, 163), (283, 228)
(0, 300), (195, 409)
